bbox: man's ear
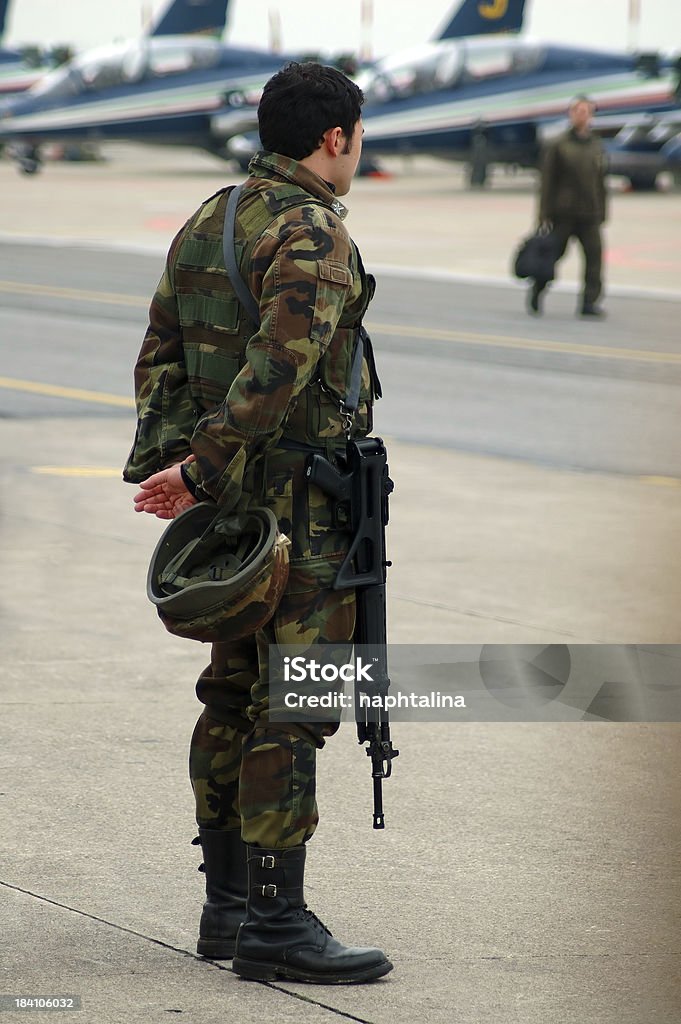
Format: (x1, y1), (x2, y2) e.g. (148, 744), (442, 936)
(322, 126), (343, 157)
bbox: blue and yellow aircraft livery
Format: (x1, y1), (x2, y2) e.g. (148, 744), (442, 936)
(436, 0), (527, 39)
(0, 0), (678, 187)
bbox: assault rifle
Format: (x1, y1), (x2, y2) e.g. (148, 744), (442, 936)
(306, 437), (399, 829)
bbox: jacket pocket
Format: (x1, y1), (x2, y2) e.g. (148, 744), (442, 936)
(178, 290), (241, 335)
(183, 344), (240, 405)
(310, 259), (353, 347)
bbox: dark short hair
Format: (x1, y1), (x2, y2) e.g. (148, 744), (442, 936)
(258, 61), (364, 160)
(570, 94), (596, 110)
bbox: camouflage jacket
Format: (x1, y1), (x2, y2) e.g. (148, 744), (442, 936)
(123, 151), (377, 509)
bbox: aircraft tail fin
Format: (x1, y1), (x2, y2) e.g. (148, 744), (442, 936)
(150, 0), (230, 38)
(0, 0), (10, 39)
(436, 0), (527, 39)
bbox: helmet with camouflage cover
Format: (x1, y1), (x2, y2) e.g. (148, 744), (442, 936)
(147, 503), (290, 642)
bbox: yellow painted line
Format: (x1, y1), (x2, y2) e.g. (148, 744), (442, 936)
(0, 279), (147, 308)
(31, 466), (121, 477)
(637, 475), (681, 487)
(366, 320), (681, 365)
(1, 278), (679, 366)
(0, 376), (134, 408)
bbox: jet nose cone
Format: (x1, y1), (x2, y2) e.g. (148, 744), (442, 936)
(0, 99), (23, 139)
(0, 94), (21, 118)
(0, 93), (33, 129)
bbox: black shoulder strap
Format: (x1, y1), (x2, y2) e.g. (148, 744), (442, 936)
(222, 182), (365, 413)
(223, 183), (261, 327)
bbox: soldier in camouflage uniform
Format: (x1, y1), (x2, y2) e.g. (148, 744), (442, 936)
(123, 62), (392, 984)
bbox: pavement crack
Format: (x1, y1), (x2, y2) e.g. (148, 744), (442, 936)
(239, 982), (379, 1024)
(1, 880), (380, 1023)
(0, 879), (200, 961)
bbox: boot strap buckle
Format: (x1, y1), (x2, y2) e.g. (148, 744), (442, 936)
(261, 855), (276, 869)
(261, 883), (277, 898)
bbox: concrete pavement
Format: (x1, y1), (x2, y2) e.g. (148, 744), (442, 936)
(2, 417), (681, 1022)
(1, 145), (680, 1022)
(1, 146), (680, 293)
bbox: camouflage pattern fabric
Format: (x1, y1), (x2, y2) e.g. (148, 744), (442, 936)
(123, 150), (375, 506)
(124, 151), (376, 849)
(190, 446), (355, 847)
(190, 709), (321, 847)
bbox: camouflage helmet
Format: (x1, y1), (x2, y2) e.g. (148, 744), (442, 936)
(147, 503), (290, 642)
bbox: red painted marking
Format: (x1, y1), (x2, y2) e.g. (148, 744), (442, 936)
(144, 216), (186, 231)
(606, 243), (680, 270)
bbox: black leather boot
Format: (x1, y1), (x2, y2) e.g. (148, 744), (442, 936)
(232, 845), (393, 983)
(527, 279), (544, 315)
(193, 828), (248, 958)
(580, 302), (606, 318)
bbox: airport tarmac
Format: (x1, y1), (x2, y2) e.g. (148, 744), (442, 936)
(1, 146), (680, 292)
(1, 146), (680, 1023)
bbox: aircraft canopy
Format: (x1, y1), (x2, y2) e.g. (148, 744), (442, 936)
(28, 36), (223, 99)
(357, 38), (546, 102)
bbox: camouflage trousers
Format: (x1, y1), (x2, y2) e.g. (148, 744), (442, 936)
(189, 447), (355, 849)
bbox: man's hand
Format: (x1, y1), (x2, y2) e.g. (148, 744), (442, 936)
(133, 457), (198, 519)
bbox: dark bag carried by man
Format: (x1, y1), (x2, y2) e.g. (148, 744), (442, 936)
(513, 226), (557, 285)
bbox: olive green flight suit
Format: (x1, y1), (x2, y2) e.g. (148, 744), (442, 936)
(539, 128), (608, 307)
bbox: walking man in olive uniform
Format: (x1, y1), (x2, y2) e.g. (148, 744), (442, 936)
(529, 95), (608, 317)
(122, 62), (391, 984)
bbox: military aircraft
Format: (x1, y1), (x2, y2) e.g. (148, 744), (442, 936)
(217, 32), (680, 190)
(0, 31), (292, 172)
(2, 0), (677, 189)
(350, 36), (681, 188)
(0, 0), (231, 99)
(0, 0), (530, 171)
(424, 1), (679, 190)
(202, 7), (681, 190)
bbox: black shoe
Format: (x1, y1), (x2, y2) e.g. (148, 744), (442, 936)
(233, 845), (393, 984)
(580, 304), (606, 318)
(527, 281), (543, 315)
(194, 828), (248, 959)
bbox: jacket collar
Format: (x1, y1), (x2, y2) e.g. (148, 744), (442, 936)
(248, 150), (348, 220)
(568, 127), (593, 142)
